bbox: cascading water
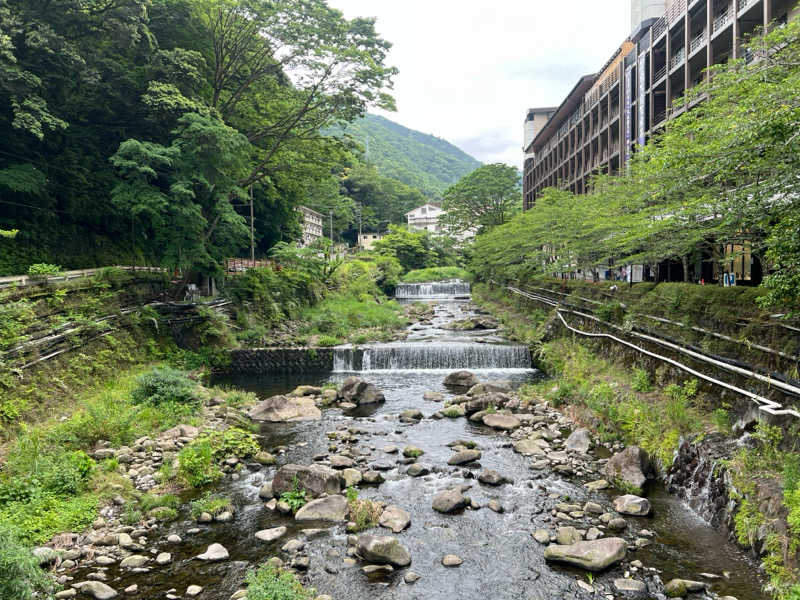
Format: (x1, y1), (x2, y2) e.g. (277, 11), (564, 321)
(395, 280), (471, 299)
(333, 342), (531, 371)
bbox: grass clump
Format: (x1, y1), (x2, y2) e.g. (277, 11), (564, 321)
(301, 293), (405, 341)
(345, 487), (382, 532)
(0, 523), (57, 600)
(131, 366), (198, 408)
(190, 493), (233, 519)
(442, 406), (464, 418)
(631, 368), (652, 392)
(401, 267), (470, 283)
(178, 440), (223, 488)
(245, 562), (313, 600)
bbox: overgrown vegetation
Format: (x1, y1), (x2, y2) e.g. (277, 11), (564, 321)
(345, 487), (382, 532)
(190, 493), (233, 520)
(402, 266), (470, 283)
(280, 480), (308, 514)
(0, 523), (56, 600)
(245, 562), (314, 600)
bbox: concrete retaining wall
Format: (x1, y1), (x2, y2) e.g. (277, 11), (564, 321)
(228, 348), (334, 374)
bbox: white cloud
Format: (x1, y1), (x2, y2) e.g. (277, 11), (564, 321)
(327, 0), (631, 168)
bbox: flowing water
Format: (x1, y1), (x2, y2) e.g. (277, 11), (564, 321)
(71, 286), (766, 600)
(394, 280), (471, 299)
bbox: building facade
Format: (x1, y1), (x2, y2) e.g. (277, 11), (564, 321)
(406, 203), (445, 234)
(358, 232), (385, 250)
(523, 0), (799, 211)
(297, 206), (324, 247)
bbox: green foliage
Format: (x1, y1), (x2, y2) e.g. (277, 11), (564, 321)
(372, 225), (437, 273)
(131, 367), (198, 408)
(26, 263), (62, 279)
(664, 380), (698, 434)
(245, 563), (313, 600)
(200, 428), (260, 460)
(712, 408), (731, 432)
(301, 294), (405, 341)
(402, 266), (470, 283)
(316, 335), (341, 347)
(280, 479), (308, 513)
(631, 369), (653, 393)
(178, 440), (223, 488)
(345, 488), (382, 532)
(0, 523), (57, 600)
(442, 163), (521, 234)
(190, 493), (233, 520)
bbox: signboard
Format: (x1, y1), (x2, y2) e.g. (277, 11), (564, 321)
(625, 65), (633, 164)
(637, 53), (646, 146)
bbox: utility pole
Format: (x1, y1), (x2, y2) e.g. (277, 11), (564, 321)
(357, 202), (362, 240)
(249, 185), (255, 263)
(329, 210), (334, 260)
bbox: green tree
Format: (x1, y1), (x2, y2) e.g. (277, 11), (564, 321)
(442, 163), (521, 234)
(372, 225), (435, 272)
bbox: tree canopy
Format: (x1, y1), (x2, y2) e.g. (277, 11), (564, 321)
(442, 163), (521, 235)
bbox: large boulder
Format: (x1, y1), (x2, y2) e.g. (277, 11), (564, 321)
(466, 381), (511, 397)
(565, 428), (592, 453)
(248, 395), (321, 422)
(613, 495), (652, 516)
(443, 370), (480, 389)
(464, 392), (511, 415)
(379, 505), (411, 533)
(513, 437), (547, 456)
(432, 487), (468, 513)
(605, 446), (652, 494)
(294, 495), (348, 522)
(271, 464), (342, 498)
(337, 377), (385, 405)
(447, 449), (481, 465)
(664, 579), (707, 597)
(356, 535), (411, 567)
(482, 413), (520, 430)
(75, 582), (118, 599)
(197, 543), (229, 562)
(543, 538), (627, 571)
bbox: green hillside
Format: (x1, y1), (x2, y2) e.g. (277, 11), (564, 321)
(341, 114), (482, 199)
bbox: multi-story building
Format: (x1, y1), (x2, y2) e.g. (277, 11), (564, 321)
(297, 206), (324, 247)
(523, 0), (799, 211)
(406, 203), (445, 234)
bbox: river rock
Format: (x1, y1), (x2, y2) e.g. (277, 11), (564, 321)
(295, 495), (348, 522)
(356, 535), (411, 567)
(532, 529), (551, 544)
(467, 381), (511, 396)
(613, 494), (652, 516)
(543, 537), (627, 571)
(329, 454), (355, 469)
(513, 437), (546, 456)
(32, 547), (61, 565)
(197, 543), (229, 561)
(556, 526), (581, 545)
(448, 449), (481, 465)
(255, 526), (287, 542)
(432, 487), (468, 513)
(400, 410), (423, 422)
(258, 482), (273, 499)
(423, 391), (444, 402)
(465, 392), (510, 415)
(119, 555), (148, 569)
(614, 578), (647, 593)
(565, 428), (592, 453)
(478, 469), (508, 486)
(363, 470), (384, 484)
(403, 445), (424, 458)
(482, 413), (520, 430)
(254, 451), (276, 465)
(248, 395), (321, 422)
(342, 468), (363, 487)
(338, 377), (385, 405)
(75, 582), (118, 599)
(404, 571), (421, 583)
(585, 479), (610, 491)
(664, 579), (707, 597)
(379, 505), (411, 533)
(289, 385), (321, 397)
(444, 370), (480, 389)
(605, 446), (651, 494)
(407, 463), (429, 477)
(185, 585), (203, 597)
(155, 552), (172, 565)
(442, 554), (463, 566)
(272, 464), (342, 498)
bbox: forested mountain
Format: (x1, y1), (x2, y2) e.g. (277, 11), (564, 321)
(340, 114), (482, 199)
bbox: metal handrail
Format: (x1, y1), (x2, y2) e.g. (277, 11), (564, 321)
(670, 47), (686, 69)
(667, 0), (687, 23)
(738, 0), (757, 12)
(713, 8), (731, 33)
(652, 17), (667, 39)
(690, 31), (707, 53)
(653, 64), (667, 82)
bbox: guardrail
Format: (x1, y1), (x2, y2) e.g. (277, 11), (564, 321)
(0, 266), (166, 289)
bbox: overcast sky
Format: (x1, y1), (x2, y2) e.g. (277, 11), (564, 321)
(328, 1), (631, 169)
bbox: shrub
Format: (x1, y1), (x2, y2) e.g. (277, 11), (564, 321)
(190, 493), (233, 519)
(245, 563), (313, 600)
(664, 379), (697, 433)
(316, 335), (341, 347)
(27, 263), (62, 279)
(631, 368), (652, 392)
(178, 440), (223, 488)
(201, 427), (260, 460)
(131, 367), (197, 407)
(401, 267), (470, 283)
(0, 523), (56, 600)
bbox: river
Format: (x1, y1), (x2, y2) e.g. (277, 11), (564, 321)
(75, 282), (765, 599)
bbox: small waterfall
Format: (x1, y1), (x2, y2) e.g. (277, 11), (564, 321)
(395, 280), (471, 299)
(332, 343), (531, 371)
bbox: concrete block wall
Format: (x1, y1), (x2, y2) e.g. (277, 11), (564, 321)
(228, 348), (334, 374)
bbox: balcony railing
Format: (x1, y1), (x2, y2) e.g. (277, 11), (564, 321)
(667, 0), (687, 24)
(713, 7), (731, 33)
(653, 64), (667, 82)
(670, 47), (686, 69)
(737, 0), (758, 12)
(689, 31), (707, 54)
(652, 17), (667, 40)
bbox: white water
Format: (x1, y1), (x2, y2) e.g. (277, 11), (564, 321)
(333, 342), (531, 372)
(395, 280), (471, 299)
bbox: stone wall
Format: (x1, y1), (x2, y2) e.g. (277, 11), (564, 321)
(228, 348), (334, 374)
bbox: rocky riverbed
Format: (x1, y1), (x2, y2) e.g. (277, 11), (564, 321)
(39, 298), (765, 600)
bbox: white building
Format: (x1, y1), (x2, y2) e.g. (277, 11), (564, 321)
(297, 206), (324, 247)
(405, 203), (444, 234)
